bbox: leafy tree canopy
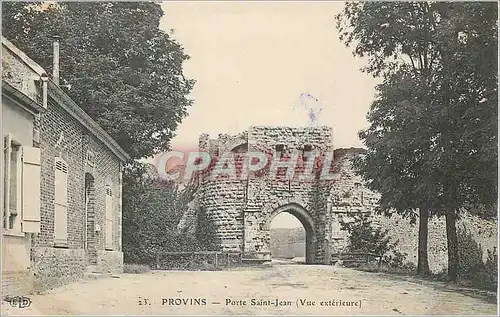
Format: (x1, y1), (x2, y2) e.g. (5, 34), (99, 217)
(2, 1), (195, 159)
(337, 1), (497, 281)
(337, 2), (497, 218)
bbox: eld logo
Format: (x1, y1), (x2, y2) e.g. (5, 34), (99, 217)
(5, 296), (32, 308)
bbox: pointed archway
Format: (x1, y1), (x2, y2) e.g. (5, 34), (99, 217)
(267, 203), (316, 264)
(270, 213), (306, 263)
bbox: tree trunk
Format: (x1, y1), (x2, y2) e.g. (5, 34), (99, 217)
(445, 208), (459, 281)
(416, 206), (430, 276)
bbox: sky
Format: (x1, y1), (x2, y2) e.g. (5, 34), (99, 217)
(159, 1), (380, 228)
(271, 212), (303, 229)
(160, 1), (379, 150)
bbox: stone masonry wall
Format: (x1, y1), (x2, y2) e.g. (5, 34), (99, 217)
(200, 178), (246, 251)
(194, 126), (496, 272)
(199, 126), (335, 263)
(32, 247), (86, 292)
(329, 150), (497, 273)
(327, 149), (380, 253)
(372, 212), (497, 273)
(96, 250), (124, 274)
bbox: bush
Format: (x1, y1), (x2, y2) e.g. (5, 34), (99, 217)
(340, 215), (410, 269)
(195, 207), (221, 252)
(457, 227), (498, 291)
(479, 248), (498, 291)
(122, 163), (221, 266)
(457, 227), (484, 279)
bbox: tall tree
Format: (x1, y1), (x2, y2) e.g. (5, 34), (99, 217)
(430, 2), (498, 280)
(336, 2), (442, 277)
(355, 68), (441, 276)
(2, 1), (194, 159)
(336, 2), (497, 280)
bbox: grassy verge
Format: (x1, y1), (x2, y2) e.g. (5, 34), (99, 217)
(350, 262), (497, 301)
(124, 264), (151, 274)
(349, 262), (415, 276)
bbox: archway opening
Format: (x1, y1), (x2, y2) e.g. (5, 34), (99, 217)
(268, 203), (315, 264)
(270, 213), (306, 264)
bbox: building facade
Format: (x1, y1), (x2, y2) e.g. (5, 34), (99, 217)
(1, 37), (129, 295)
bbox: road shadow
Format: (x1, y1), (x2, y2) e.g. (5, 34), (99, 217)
(271, 257), (306, 265)
(357, 269), (497, 304)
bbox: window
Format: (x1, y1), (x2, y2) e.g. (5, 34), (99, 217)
(3, 134), (41, 234)
(86, 150), (95, 167)
(105, 184), (113, 250)
(275, 144), (285, 158)
(54, 157), (68, 245)
(302, 145), (313, 161)
(8, 143), (20, 230)
(3, 134), (22, 232)
(231, 143), (248, 153)
(118, 169), (123, 251)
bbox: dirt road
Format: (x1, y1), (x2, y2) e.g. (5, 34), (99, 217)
(2, 263), (497, 315)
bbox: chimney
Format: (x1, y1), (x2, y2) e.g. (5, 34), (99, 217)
(52, 35), (61, 85)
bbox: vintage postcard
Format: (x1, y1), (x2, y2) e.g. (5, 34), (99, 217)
(1, 1), (498, 316)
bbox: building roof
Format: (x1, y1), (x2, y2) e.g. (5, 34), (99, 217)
(2, 37), (130, 162)
(2, 36), (46, 113)
(47, 81), (130, 162)
(2, 37), (46, 76)
(2, 80), (45, 113)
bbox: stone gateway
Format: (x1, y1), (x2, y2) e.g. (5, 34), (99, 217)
(192, 126), (378, 264)
(177, 125), (497, 272)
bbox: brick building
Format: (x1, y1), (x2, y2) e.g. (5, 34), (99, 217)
(1, 37), (129, 295)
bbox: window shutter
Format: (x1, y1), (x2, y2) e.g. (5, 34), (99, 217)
(105, 185), (113, 250)
(54, 158), (68, 244)
(22, 146), (41, 233)
(118, 170), (123, 251)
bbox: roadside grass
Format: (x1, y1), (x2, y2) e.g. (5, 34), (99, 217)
(124, 264), (151, 274)
(348, 261), (497, 303)
(348, 261), (415, 276)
